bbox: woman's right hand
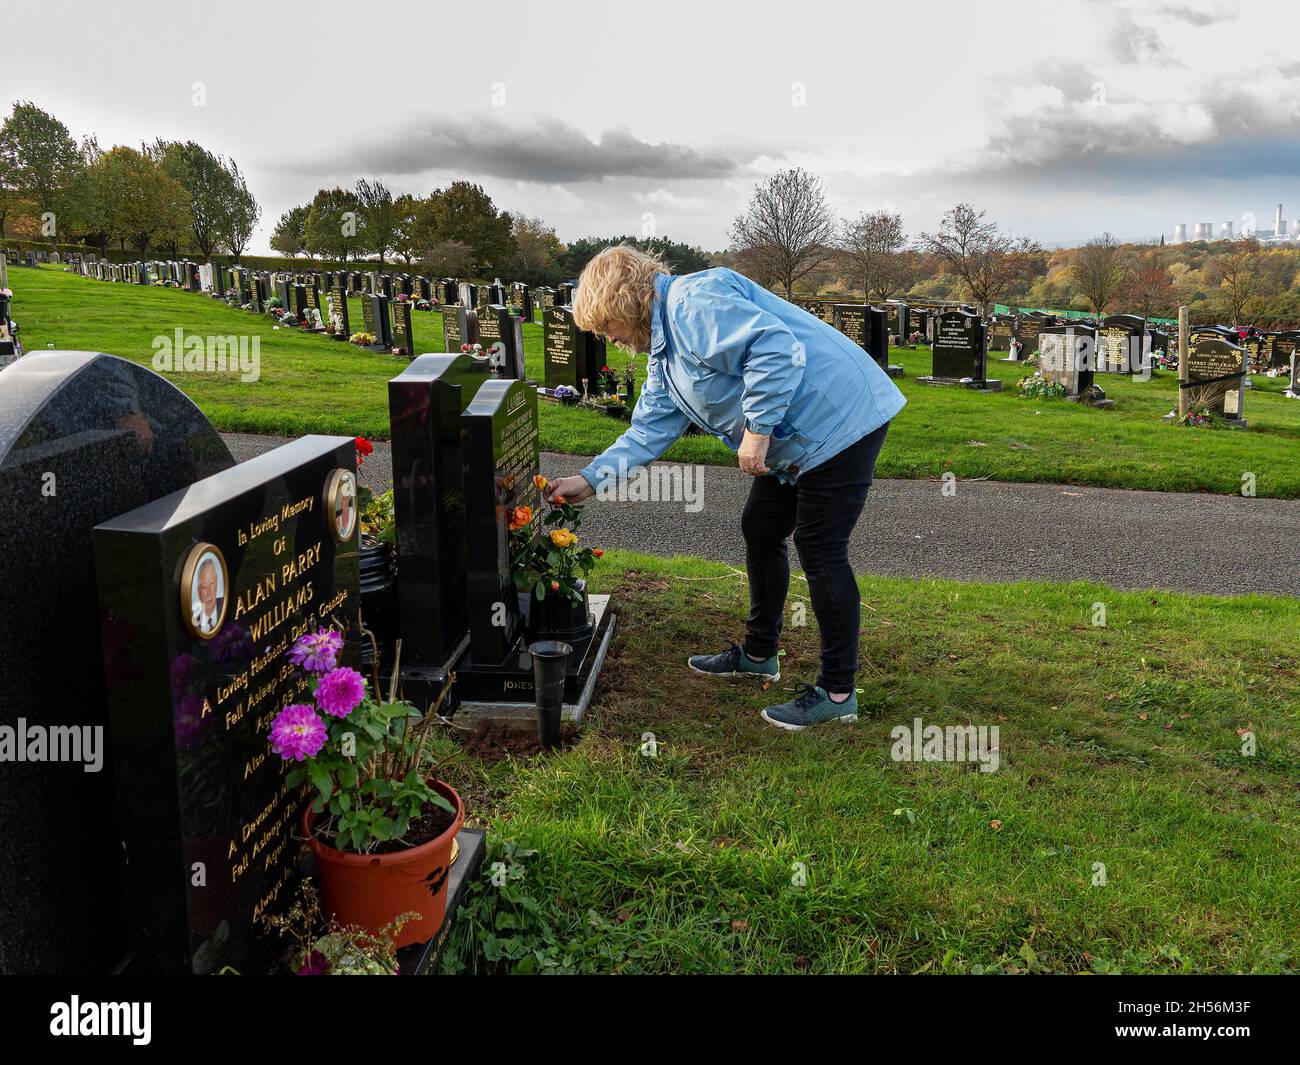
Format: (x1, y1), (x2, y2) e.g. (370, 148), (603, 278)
(545, 475), (595, 504)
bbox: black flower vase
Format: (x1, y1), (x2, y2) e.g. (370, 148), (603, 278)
(528, 579), (593, 644)
(357, 540), (397, 667)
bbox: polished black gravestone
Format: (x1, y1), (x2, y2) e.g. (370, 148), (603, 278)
(543, 305), (604, 392)
(1269, 331), (1300, 370)
(1014, 314), (1046, 355)
(461, 380), (540, 666)
(1098, 314), (1146, 374)
(392, 300), (415, 358)
(441, 305), (478, 355)
(249, 275), (265, 314)
(0, 351), (234, 974)
(833, 304), (901, 378)
(1185, 338), (1247, 426)
(387, 354), (495, 672)
(920, 310), (999, 390)
(361, 293), (393, 351)
(477, 304), (525, 379)
(327, 283), (350, 341)
(988, 316), (1014, 352)
(93, 435), (360, 975)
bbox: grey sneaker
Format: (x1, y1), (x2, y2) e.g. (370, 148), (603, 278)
(688, 640), (780, 682)
(761, 683), (858, 731)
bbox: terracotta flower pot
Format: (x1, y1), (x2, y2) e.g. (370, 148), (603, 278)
(303, 779), (464, 949)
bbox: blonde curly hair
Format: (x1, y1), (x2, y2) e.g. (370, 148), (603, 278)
(572, 244), (668, 353)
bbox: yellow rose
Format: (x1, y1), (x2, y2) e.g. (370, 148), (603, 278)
(549, 529), (577, 548)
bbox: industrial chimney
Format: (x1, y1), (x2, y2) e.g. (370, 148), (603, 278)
(1276, 203), (1284, 237)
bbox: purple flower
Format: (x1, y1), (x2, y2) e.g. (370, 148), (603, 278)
(297, 950), (329, 975)
(288, 628), (344, 674)
(270, 704), (327, 762)
(316, 667), (366, 718)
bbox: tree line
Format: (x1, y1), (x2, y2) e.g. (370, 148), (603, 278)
(0, 101), (260, 260)
(727, 166), (1300, 325)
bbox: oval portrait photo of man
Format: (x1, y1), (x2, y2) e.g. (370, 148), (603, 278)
(180, 542), (229, 641)
(324, 468), (358, 544)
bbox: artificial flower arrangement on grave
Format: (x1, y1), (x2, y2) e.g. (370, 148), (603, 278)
(414, 298), (431, 311)
(1017, 371), (1068, 399)
(1158, 349), (1180, 370)
(391, 345), (408, 358)
(551, 384), (579, 405)
(395, 292), (410, 303)
(1023, 352), (1039, 368)
(280, 314), (300, 328)
(261, 879), (415, 976)
(1177, 407), (1219, 428)
(267, 626), (455, 853)
(459, 342), (489, 362)
(507, 303), (523, 318)
(349, 331), (376, 346)
(508, 475), (604, 605)
(266, 296), (284, 310)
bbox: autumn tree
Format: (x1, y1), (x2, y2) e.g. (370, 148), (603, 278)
(94, 146), (190, 255)
(270, 205), (309, 258)
(305, 186), (364, 261)
(412, 181), (516, 273)
(729, 167), (837, 298)
(1070, 233), (1130, 316)
(918, 203), (1039, 316)
(0, 101), (81, 246)
(355, 178), (398, 263)
(1207, 240), (1274, 325)
(1120, 250), (1176, 318)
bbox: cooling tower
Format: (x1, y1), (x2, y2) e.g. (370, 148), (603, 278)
(1193, 222), (1212, 240)
(1172, 223), (1187, 243)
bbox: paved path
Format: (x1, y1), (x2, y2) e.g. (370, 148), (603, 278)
(222, 432), (1300, 596)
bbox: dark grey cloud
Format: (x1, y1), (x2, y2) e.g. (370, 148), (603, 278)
(274, 113), (744, 185)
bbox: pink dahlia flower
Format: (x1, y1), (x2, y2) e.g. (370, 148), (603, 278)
(316, 667), (366, 718)
(270, 704), (327, 761)
(288, 628), (344, 674)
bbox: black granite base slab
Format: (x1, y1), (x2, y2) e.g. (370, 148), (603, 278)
(395, 827), (485, 976)
(453, 594), (614, 705)
(886, 365), (905, 378)
(916, 376), (1004, 392)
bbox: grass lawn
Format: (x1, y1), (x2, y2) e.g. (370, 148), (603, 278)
(432, 550), (1298, 974)
(14, 264), (1300, 497)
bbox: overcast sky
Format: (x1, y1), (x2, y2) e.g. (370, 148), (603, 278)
(4, 0), (1300, 253)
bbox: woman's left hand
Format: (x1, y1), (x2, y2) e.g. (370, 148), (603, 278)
(738, 429), (771, 476)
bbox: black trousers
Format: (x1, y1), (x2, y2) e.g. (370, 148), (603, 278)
(741, 423), (889, 691)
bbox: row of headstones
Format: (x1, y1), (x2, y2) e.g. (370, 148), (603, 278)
(0, 341), (546, 975)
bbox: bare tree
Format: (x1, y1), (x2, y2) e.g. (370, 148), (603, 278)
(919, 203), (1039, 317)
(729, 167), (837, 299)
(1071, 233), (1130, 317)
(841, 210), (910, 302)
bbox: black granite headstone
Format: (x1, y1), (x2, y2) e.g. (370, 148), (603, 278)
(1098, 314), (1146, 374)
(392, 300), (415, 358)
(441, 305), (478, 354)
(93, 435), (359, 975)
(1186, 338), (1247, 422)
(1268, 331), (1299, 370)
(388, 354), (495, 668)
(477, 305), (525, 379)
(0, 351), (234, 974)
(461, 380), (540, 665)
(328, 283), (350, 340)
(926, 310), (993, 387)
(543, 305), (582, 390)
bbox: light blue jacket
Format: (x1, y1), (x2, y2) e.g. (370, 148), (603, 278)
(579, 269), (906, 491)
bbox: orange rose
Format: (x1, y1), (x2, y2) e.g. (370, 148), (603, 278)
(551, 580), (560, 591)
(533, 474), (548, 491)
(508, 505), (532, 531)
(592, 548), (604, 558)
